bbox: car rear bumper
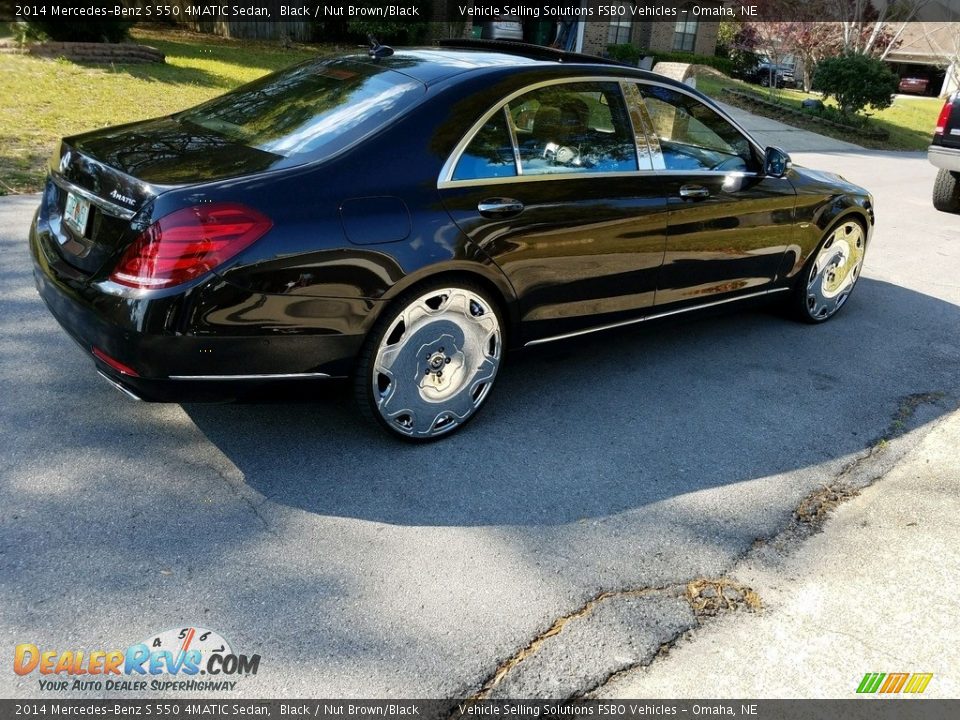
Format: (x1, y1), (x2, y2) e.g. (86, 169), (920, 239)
(928, 145), (960, 172)
(30, 212), (371, 402)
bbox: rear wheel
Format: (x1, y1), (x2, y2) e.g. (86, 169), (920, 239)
(932, 168), (960, 213)
(790, 219), (866, 323)
(355, 282), (503, 441)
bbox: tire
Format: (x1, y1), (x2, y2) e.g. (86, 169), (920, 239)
(788, 218), (867, 324)
(354, 281), (504, 441)
(932, 168), (960, 213)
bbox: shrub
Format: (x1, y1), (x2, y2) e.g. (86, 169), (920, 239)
(813, 53), (899, 118)
(18, 20), (133, 43)
(606, 44), (643, 65)
(800, 102), (868, 129)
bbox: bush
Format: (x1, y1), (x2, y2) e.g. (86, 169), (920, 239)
(606, 45), (734, 75)
(800, 102), (869, 129)
(813, 53), (898, 118)
(606, 44), (644, 65)
(17, 20), (133, 43)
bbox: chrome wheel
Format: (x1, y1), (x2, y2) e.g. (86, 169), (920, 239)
(805, 221), (865, 321)
(371, 286), (502, 439)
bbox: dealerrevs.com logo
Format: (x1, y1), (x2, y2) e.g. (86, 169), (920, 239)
(14, 627), (261, 692)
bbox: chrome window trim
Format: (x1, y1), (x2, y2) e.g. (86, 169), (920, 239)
(503, 104), (524, 176)
(439, 168), (764, 190)
(619, 80), (653, 172)
(437, 74), (771, 190)
(627, 81), (666, 170)
(51, 174), (138, 220)
(524, 287), (790, 347)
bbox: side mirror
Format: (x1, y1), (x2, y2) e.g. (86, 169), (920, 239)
(764, 146), (792, 177)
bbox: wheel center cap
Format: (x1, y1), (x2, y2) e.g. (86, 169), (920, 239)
(429, 354), (445, 370)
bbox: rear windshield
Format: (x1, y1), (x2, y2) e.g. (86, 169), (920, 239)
(177, 58), (425, 161)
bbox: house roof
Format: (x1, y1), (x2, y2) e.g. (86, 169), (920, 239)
(886, 22), (960, 64)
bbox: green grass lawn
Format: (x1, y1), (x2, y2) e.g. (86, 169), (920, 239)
(0, 28), (325, 193)
(695, 73), (940, 151)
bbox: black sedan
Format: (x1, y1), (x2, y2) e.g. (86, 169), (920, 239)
(30, 40), (874, 441)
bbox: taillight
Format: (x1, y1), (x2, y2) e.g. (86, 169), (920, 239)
(110, 203), (272, 289)
(935, 99), (953, 135)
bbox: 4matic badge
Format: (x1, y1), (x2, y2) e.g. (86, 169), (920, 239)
(109, 189), (136, 206)
(13, 627), (261, 692)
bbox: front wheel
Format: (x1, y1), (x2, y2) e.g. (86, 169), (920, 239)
(355, 282), (504, 441)
(789, 219), (867, 323)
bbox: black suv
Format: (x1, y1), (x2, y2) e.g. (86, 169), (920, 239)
(930, 92), (960, 213)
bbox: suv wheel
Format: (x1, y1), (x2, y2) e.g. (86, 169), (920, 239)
(933, 168), (960, 213)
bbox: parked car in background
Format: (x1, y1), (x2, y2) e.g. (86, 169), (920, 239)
(479, 16), (524, 41)
(899, 74), (930, 95)
(929, 92), (960, 213)
(749, 58), (797, 89)
(30, 40), (875, 441)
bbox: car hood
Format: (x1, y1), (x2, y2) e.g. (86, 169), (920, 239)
(789, 164), (870, 197)
(68, 116), (284, 185)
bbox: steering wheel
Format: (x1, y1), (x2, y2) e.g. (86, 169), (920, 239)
(543, 142), (581, 167)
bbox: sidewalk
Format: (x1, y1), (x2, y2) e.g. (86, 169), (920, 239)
(599, 409), (960, 698)
(715, 100), (863, 153)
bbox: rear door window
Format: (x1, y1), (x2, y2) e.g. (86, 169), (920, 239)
(509, 81), (638, 175)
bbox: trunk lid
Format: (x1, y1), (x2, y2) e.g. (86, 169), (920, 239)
(45, 117), (282, 278)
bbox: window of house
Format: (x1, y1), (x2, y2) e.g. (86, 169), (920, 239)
(607, 6), (632, 45)
(673, 9), (698, 52)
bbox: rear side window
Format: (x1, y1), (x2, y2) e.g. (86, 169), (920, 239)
(453, 108), (517, 180)
(178, 59), (424, 162)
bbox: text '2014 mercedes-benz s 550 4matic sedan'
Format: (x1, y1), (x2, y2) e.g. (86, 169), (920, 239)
(30, 39), (875, 441)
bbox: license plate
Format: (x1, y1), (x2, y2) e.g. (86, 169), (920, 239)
(63, 192), (91, 237)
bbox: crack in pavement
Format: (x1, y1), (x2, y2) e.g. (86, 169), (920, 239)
(178, 456), (279, 537)
(452, 578), (762, 706)
(463, 585), (676, 703)
(456, 391), (950, 702)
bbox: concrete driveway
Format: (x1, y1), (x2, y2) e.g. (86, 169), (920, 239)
(1, 145), (958, 699)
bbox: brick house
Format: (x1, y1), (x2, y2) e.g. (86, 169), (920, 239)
(578, 1), (723, 58)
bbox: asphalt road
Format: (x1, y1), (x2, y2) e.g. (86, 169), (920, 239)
(1, 149), (958, 699)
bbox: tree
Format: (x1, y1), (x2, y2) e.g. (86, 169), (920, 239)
(839, 0), (926, 59)
(716, 21), (762, 79)
(746, 20), (795, 100)
(786, 22), (844, 91)
(813, 52), (899, 117)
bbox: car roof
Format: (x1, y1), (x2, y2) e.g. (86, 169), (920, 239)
(346, 41), (688, 90)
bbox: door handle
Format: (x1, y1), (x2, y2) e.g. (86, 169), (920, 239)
(679, 185), (711, 200)
(478, 198), (524, 218)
